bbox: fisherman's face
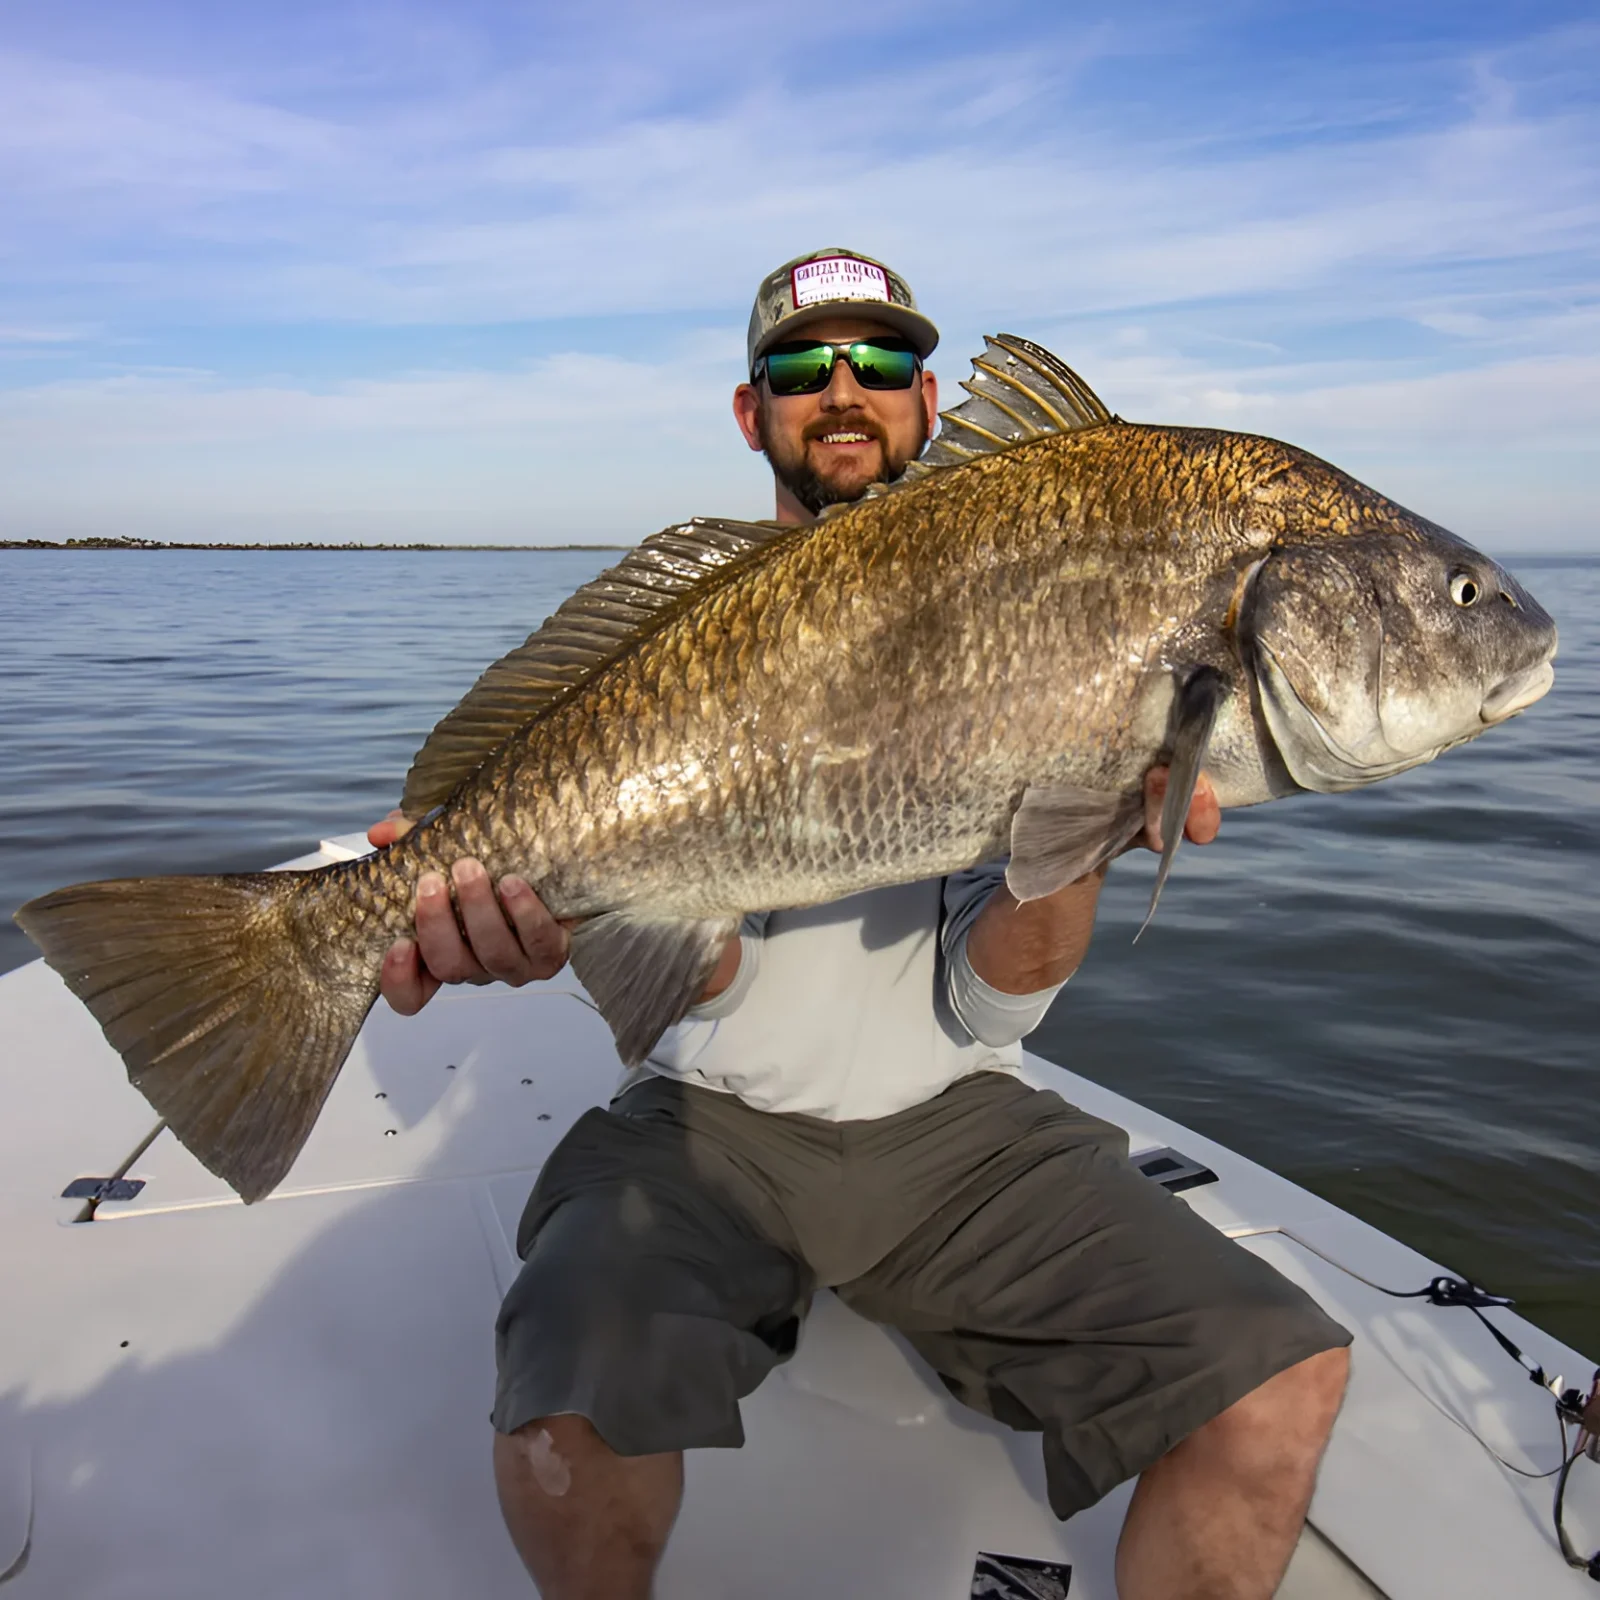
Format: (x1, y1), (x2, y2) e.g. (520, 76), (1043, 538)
(733, 315), (939, 523)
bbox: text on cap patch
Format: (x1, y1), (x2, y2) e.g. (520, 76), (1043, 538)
(792, 256), (890, 309)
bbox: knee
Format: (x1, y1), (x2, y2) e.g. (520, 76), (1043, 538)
(1282, 1345), (1350, 1431)
(492, 1420), (582, 1491)
(1215, 1345), (1350, 1464)
(494, 1415), (608, 1500)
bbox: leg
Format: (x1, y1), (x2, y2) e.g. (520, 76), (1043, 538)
(491, 1084), (812, 1595)
(836, 1077), (1352, 1535)
(1117, 1346), (1350, 1600)
(494, 1414), (682, 1600)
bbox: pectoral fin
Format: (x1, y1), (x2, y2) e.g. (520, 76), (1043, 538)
(567, 913), (741, 1066)
(1006, 784), (1144, 902)
(1137, 666), (1228, 940)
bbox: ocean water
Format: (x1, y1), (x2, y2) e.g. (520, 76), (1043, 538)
(2, 548), (1595, 1353)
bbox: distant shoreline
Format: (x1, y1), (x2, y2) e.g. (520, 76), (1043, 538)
(5, 538), (1589, 560)
(1, 538), (632, 551)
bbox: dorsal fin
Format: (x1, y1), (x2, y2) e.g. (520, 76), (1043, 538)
(399, 516), (794, 817)
(896, 333), (1114, 486)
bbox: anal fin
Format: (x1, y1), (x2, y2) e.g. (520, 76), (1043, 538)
(568, 913), (741, 1066)
(1138, 666), (1228, 940)
(1006, 784), (1144, 902)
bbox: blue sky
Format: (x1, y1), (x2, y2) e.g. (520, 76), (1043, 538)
(1, 1), (1595, 548)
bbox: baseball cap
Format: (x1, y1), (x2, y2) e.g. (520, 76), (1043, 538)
(747, 248), (940, 376)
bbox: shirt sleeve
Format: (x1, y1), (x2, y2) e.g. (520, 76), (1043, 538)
(682, 912), (772, 1021)
(940, 864), (1069, 1048)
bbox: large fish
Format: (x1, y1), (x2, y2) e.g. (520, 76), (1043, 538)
(17, 337), (1557, 1202)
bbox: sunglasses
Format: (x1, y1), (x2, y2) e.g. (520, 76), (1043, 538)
(755, 337), (921, 397)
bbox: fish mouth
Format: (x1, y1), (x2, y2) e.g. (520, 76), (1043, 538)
(1480, 659), (1555, 723)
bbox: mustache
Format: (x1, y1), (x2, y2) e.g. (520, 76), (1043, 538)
(802, 414), (886, 446)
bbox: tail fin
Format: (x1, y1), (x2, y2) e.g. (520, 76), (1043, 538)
(15, 869), (381, 1203)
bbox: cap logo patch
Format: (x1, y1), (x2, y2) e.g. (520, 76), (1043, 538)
(791, 256), (890, 309)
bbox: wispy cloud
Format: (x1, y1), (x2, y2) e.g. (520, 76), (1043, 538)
(0, 324), (93, 344)
(0, 2), (1594, 546)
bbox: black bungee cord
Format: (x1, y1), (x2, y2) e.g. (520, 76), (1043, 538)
(1372, 1272), (1600, 1579)
(1252, 1228), (1600, 1578)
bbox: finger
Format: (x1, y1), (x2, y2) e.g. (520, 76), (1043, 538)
(379, 938), (441, 1016)
(453, 860), (537, 985)
(1140, 767), (1169, 854)
(498, 876), (572, 981)
(413, 870), (489, 985)
(1184, 771), (1222, 845)
(367, 808), (415, 849)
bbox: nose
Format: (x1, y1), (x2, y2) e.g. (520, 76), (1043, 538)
(1494, 569), (1556, 635)
(820, 356), (866, 411)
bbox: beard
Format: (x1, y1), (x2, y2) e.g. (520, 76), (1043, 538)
(757, 405), (928, 516)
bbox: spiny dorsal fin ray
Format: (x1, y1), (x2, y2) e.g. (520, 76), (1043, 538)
(902, 333), (1115, 481)
(400, 516), (794, 817)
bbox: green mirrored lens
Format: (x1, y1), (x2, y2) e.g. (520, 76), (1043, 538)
(847, 342), (918, 389)
(764, 346), (834, 395)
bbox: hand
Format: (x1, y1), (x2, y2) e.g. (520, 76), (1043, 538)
(367, 811), (572, 1016)
(1133, 767), (1221, 855)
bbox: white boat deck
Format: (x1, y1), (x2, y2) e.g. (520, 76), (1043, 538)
(2, 833), (1595, 1598)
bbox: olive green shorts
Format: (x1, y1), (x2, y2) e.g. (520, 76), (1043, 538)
(492, 1071), (1349, 1518)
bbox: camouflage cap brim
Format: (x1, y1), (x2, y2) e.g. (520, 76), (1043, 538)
(751, 303), (941, 368)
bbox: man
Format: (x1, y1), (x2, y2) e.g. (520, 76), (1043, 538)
(371, 250), (1351, 1600)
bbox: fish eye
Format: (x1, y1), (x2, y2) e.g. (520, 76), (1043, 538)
(1449, 571), (1482, 608)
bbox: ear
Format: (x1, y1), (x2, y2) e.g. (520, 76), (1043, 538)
(732, 382), (765, 452)
(919, 368), (939, 442)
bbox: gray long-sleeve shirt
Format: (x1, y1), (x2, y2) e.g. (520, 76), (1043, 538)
(626, 865), (1066, 1121)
